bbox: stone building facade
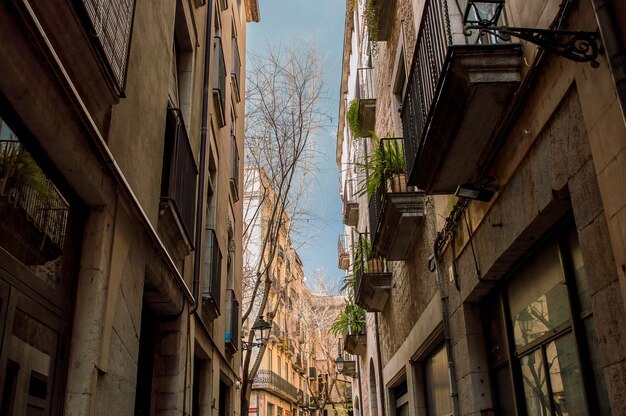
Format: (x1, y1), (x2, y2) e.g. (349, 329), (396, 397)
(0, 0), (258, 414)
(337, 0), (626, 415)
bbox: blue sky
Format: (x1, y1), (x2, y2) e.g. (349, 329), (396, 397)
(246, 0), (345, 292)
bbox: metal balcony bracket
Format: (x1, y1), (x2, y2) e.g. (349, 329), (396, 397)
(465, 25), (600, 67)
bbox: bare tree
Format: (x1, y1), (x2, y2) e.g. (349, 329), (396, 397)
(241, 42), (328, 416)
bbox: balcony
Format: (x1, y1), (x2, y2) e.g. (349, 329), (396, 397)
(368, 139), (425, 260)
(202, 229), (222, 319)
(343, 330), (367, 356)
(225, 289), (239, 352)
(286, 339), (295, 357)
(337, 235), (350, 270)
(401, 0), (522, 194)
(270, 322), (281, 343)
(372, 0), (397, 41)
(252, 370), (298, 403)
(231, 36), (242, 102)
(354, 233), (391, 312)
(343, 199), (359, 226)
(160, 108), (198, 249)
(230, 135), (240, 202)
(212, 36), (227, 127)
(351, 68), (376, 138)
(293, 353), (304, 373)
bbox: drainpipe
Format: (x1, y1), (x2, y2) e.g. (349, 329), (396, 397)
(374, 313), (386, 416)
(190, 0), (213, 314)
(591, 0), (626, 122)
(429, 253), (460, 416)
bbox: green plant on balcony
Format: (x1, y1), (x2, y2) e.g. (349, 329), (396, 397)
(358, 138), (406, 198)
(365, 0), (378, 42)
(0, 140), (53, 202)
(347, 99), (362, 138)
(330, 295), (366, 337)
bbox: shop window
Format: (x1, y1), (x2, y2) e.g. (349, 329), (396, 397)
(484, 223), (610, 415)
(0, 119), (70, 288)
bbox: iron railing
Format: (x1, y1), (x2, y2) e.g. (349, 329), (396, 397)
(202, 229), (222, 312)
(230, 135), (240, 201)
(401, 0), (452, 182)
(354, 232), (388, 291)
(338, 235), (350, 270)
(368, 138), (406, 242)
(77, 0), (135, 93)
(253, 370), (299, 401)
(161, 108), (198, 244)
(0, 139), (69, 250)
(225, 289), (239, 351)
(356, 67), (376, 101)
(231, 35), (242, 102)
(272, 322), (281, 338)
(213, 36), (227, 126)
(401, 0), (506, 182)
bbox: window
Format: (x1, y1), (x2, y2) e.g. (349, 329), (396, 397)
(212, 12), (227, 127)
(391, 379), (408, 416)
(484, 223), (610, 415)
(424, 345), (453, 416)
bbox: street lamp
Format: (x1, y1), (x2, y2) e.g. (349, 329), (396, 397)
(463, 0), (600, 67)
(242, 315), (272, 350)
(335, 354), (345, 374)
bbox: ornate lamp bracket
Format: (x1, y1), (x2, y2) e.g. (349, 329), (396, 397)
(465, 25), (601, 67)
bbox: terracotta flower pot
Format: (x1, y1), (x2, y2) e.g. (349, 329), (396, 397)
(388, 172), (407, 193)
(367, 258), (384, 274)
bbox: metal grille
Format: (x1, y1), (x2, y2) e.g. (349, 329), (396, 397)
(202, 229), (222, 311)
(212, 36), (227, 122)
(231, 35), (241, 102)
(368, 138), (406, 244)
(161, 108), (198, 244)
(225, 289), (239, 351)
(356, 67), (376, 101)
(253, 370), (299, 401)
(80, 0), (135, 92)
(401, 0), (451, 181)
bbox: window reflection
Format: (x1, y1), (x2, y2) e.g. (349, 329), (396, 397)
(0, 119), (69, 287)
(521, 349), (549, 416)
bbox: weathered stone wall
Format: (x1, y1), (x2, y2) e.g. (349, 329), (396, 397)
(369, 0), (439, 368)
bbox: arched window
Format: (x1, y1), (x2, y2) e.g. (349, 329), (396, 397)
(369, 359), (378, 416)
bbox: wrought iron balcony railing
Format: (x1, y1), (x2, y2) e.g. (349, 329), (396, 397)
(368, 138), (425, 260)
(401, 0), (453, 184)
(354, 233), (392, 312)
(202, 229), (222, 316)
(225, 289), (239, 352)
(356, 67), (376, 101)
(253, 370), (299, 402)
(338, 235), (350, 270)
(231, 35), (242, 102)
(230, 135), (240, 201)
(401, 0), (521, 193)
(161, 108), (198, 246)
(76, 0), (135, 94)
(212, 36), (227, 127)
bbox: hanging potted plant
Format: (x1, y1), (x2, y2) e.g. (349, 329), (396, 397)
(330, 295), (366, 337)
(357, 137), (407, 198)
(382, 139), (406, 193)
(354, 234), (384, 274)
